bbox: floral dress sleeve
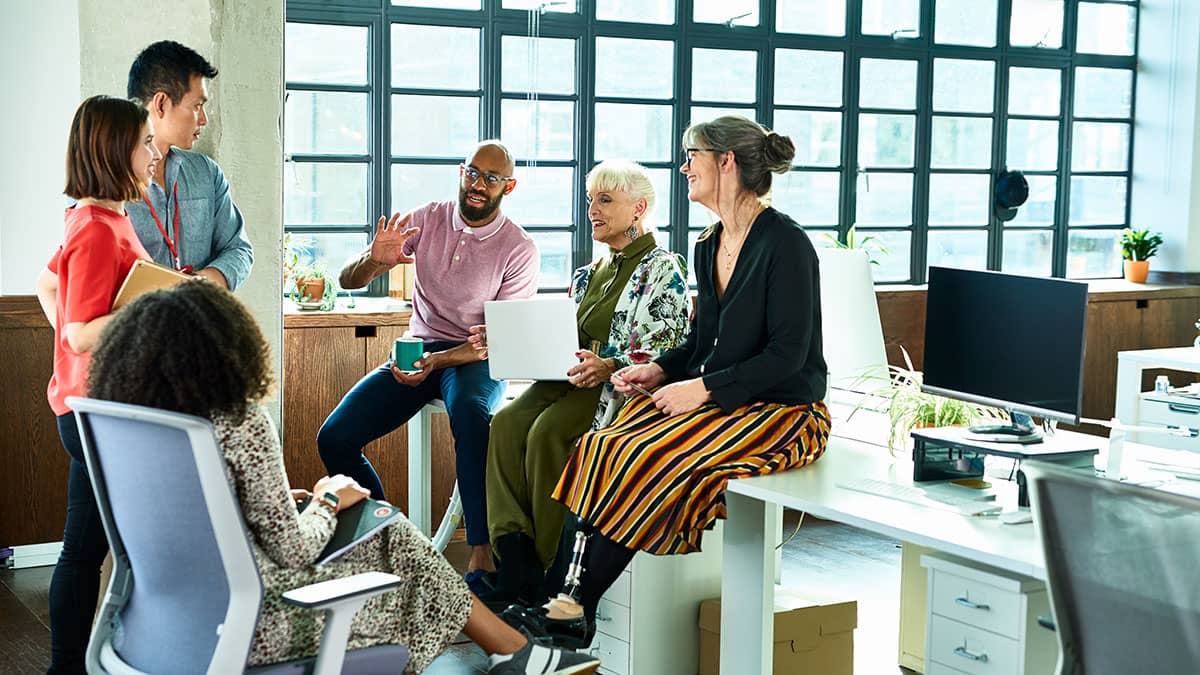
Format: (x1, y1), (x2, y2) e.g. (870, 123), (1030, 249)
(214, 407), (337, 568)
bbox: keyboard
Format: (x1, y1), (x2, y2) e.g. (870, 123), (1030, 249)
(839, 478), (1003, 516)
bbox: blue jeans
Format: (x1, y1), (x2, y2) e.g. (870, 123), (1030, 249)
(317, 341), (504, 545)
(48, 413), (110, 674)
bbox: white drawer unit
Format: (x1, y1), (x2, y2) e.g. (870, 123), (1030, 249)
(590, 522), (723, 675)
(922, 553), (1058, 675)
(1137, 393), (1200, 451)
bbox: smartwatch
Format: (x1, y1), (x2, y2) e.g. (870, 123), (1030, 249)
(314, 491), (340, 513)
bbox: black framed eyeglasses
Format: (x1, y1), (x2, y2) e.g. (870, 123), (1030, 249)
(682, 147), (719, 169)
(461, 164), (515, 187)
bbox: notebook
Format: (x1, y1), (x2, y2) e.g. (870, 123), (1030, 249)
(297, 496), (404, 564)
(112, 259), (192, 310)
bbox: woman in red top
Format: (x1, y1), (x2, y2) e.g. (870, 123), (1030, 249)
(34, 95), (161, 674)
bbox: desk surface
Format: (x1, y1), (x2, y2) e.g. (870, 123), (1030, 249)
(726, 435), (1049, 580)
(1117, 346), (1200, 369)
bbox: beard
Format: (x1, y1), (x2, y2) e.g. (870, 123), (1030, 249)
(458, 185), (504, 222)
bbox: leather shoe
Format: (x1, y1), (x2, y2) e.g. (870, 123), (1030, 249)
(501, 603), (595, 650)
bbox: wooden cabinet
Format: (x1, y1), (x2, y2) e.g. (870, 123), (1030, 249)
(282, 300), (457, 528)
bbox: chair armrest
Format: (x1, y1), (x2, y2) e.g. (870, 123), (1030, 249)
(282, 571), (402, 610)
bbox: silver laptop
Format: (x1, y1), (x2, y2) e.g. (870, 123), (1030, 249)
(484, 297), (579, 381)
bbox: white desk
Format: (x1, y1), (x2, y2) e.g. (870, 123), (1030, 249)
(1115, 347), (1200, 447)
(718, 436), (1047, 674)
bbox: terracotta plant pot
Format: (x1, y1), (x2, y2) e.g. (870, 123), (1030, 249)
(296, 277), (326, 302)
(1123, 259), (1150, 283)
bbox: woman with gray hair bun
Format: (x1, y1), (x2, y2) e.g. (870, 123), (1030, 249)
(503, 116), (830, 650)
(467, 159), (691, 610)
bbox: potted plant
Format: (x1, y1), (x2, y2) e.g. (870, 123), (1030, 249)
(1119, 228), (1163, 283)
(290, 260), (336, 310)
(823, 224), (889, 265)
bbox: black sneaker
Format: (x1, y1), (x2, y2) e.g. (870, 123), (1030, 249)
(487, 642), (599, 675)
(501, 604), (595, 651)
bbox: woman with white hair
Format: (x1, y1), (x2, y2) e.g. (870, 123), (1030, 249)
(468, 159), (690, 608)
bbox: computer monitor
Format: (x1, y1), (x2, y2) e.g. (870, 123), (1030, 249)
(922, 266), (1088, 443)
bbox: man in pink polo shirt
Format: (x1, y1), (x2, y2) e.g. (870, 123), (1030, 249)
(318, 140), (538, 577)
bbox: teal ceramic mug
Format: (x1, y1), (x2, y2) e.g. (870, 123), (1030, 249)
(393, 337), (424, 373)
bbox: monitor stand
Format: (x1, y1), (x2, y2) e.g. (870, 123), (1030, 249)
(965, 412), (1041, 444)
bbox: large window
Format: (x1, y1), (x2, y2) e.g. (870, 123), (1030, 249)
(285, 0), (1139, 289)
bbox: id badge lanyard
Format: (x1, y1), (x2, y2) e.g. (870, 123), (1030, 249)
(143, 182), (194, 274)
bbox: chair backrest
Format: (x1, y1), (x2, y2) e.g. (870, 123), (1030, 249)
(1025, 461), (1200, 675)
(68, 397), (262, 674)
(814, 247), (890, 394)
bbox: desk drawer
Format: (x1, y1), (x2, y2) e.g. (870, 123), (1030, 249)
(927, 661), (971, 675)
(1139, 396), (1200, 430)
(928, 615), (1020, 675)
(595, 596), (631, 642)
(930, 568), (1024, 639)
(604, 568), (632, 608)
(590, 630), (630, 675)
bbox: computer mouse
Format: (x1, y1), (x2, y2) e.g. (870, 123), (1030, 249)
(1000, 510), (1033, 525)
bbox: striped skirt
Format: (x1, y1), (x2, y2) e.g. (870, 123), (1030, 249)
(551, 395), (830, 556)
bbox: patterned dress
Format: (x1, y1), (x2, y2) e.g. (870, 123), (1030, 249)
(214, 407), (473, 672)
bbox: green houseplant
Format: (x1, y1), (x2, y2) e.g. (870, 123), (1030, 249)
(1119, 228), (1163, 283)
(822, 225), (889, 265)
(290, 260), (336, 310)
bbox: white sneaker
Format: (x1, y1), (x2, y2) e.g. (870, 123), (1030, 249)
(487, 642), (600, 675)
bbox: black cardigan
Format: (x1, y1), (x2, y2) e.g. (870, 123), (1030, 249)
(656, 207), (826, 413)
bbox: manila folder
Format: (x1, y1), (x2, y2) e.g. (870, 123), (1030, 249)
(112, 259), (191, 310)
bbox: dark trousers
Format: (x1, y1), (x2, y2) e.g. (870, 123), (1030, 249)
(317, 341), (504, 545)
(48, 413), (110, 674)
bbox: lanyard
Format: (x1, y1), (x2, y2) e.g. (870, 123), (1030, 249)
(143, 182), (193, 273)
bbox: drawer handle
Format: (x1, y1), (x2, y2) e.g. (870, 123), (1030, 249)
(954, 646), (989, 663)
(955, 597), (990, 611)
(1167, 403), (1200, 415)
(595, 612), (613, 623)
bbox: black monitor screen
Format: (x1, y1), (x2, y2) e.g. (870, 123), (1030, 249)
(922, 267), (1088, 424)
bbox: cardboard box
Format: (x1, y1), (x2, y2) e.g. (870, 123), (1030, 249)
(698, 587), (857, 675)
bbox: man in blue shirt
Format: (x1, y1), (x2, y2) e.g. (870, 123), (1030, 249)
(125, 41), (253, 289)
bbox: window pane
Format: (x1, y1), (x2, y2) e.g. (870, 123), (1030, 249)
(288, 232), (371, 284)
(1006, 119), (1059, 171)
(861, 0), (920, 37)
(529, 232), (574, 288)
(1072, 122), (1130, 172)
(285, 91), (368, 155)
(694, 0), (757, 26)
(596, 0), (675, 24)
(867, 231), (912, 282)
(775, 50), (843, 107)
(1008, 67), (1061, 116)
(773, 110), (841, 167)
(777, 0), (845, 36)
(690, 106), (759, 126)
(693, 49), (757, 103)
(391, 24), (479, 90)
(931, 117), (993, 169)
(1069, 176), (1127, 225)
(856, 173), (913, 226)
(501, 100), (575, 161)
(504, 0), (576, 12)
(772, 171), (840, 226)
(928, 230), (988, 270)
(390, 164), (458, 214)
(285, 162), (368, 225)
(1002, 229), (1053, 276)
(934, 0), (998, 47)
(860, 59), (917, 110)
(1010, 0), (1063, 49)
(392, 95), (479, 156)
(1067, 229), (1122, 278)
(933, 59), (995, 113)
(858, 114), (915, 168)
(689, 202), (717, 229)
(394, 0), (479, 8)
(1007, 175), (1056, 226)
(595, 38), (674, 99)
(686, 229), (704, 284)
(502, 36), (575, 95)
(1074, 68), (1133, 118)
(928, 173), (990, 225)
(643, 168), (673, 225)
(595, 103), (673, 161)
(504, 166), (574, 226)
(286, 24), (367, 85)
(1077, 2), (1136, 56)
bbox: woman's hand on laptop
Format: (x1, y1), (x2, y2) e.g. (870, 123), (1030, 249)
(467, 324), (488, 360)
(611, 363), (666, 395)
(568, 350), (614, 389)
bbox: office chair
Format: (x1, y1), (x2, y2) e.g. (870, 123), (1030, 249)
(1024, 461), (1200, 675)
(68, 397), (409, 675)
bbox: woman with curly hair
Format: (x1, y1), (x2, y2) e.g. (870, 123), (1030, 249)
(86, 280), (599, 675)
(34, 94), (161, 673)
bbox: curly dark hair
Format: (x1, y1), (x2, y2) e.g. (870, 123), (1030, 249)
(88, 281), (273, 422)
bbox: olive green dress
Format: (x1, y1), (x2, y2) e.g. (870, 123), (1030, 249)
(486, 233), (657, 566)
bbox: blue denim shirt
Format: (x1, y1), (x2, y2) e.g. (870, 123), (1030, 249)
(127, 147), (253, 290)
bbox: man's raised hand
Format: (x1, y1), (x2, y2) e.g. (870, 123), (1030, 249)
(369, 212), (420, 267)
